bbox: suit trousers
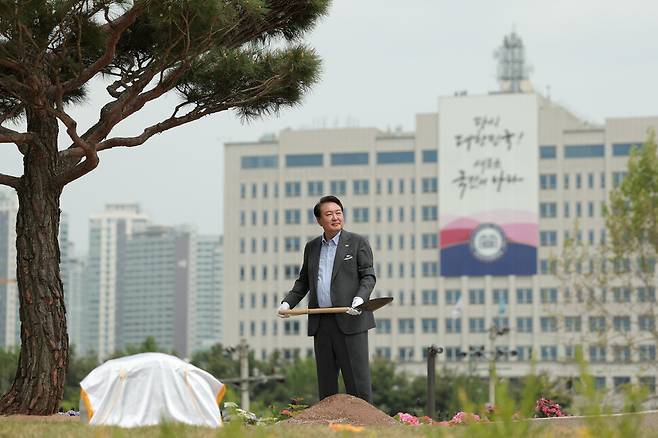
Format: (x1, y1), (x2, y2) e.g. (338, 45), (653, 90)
(313, 314), (372, 403)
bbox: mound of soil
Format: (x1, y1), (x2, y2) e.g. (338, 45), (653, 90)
(282, 394), (398, 426)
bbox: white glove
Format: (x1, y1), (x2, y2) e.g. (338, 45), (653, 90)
(277, 302), (290, 318)
(346, 297), (364, 316)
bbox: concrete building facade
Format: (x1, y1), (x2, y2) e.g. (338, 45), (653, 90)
(223, 93), (658, 394)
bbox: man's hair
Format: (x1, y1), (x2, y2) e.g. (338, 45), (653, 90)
(313, 195), (344, 218)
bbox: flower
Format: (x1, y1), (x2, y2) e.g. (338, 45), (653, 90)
(449, 411), (481, 425)
(535, 397), (566, 418)
(395, 412), (420, 425)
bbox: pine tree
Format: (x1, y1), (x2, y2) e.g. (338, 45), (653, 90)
(0, 0), (328, 414)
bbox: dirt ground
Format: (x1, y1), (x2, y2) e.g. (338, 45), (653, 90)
(282, 394), (399, 426)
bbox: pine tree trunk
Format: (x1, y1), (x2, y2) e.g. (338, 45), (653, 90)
(0, 107), (68, 415)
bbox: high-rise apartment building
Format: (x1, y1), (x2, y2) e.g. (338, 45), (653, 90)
(195, 235), (224, 352)
(82, 203), (149, 358)
(120, 225), (197, 356)
(0, 191), (18, 348)
(223, 93), (658, 394)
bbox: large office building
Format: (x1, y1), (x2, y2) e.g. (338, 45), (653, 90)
(223, 92), (658, 393)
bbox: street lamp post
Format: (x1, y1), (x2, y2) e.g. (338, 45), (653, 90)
(426, 344), (444, 419)
(487, 325), (511, 406)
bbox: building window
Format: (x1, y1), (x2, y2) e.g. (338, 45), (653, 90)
(613, 172), (627, 188)
(375, 318), (391, 334)
(331, 152), (369, 166)
(540, 288), (558, 304)
(377, 151), (414, 164)
(445, 289), (461, 305)
(421, 289), (438, 305)
(540, 346), (557, 361)
(540, 317), (557, 332)
(421, 262), (439, 277)
(284, 264), (300, 280)
(308, 180), (324, 196)
(565, 316), (582, 332)
(422, 318), (438, 333)
(284, 320), (300, 335)
(638, 287), (656, 302)
(284, 209), (301, 225)
(539, 174), (557, 190)
(540, 231), (557, 247)
(540, 145), (556, 159)
(639, 345), (656, 361)
(469, 318), (485, 333)
(613, 346), (631, 363)
(588, 172), (594, 189)
(375, 347), (391, 359)
(613, 316), (631, 332)
(422, 149), (438, 163)
(492, 317), (509, 330)
(469, 289), (485, 305)
(492, 289), (508, 305)
(445, 318), (462, 334)
(353, 179), (370, 195)
(517, 317), (533, 333)
(612, 287), (631, 303)
(516, 288), (533, 304)
(445, 347), (463, 362)
(330, 180), (346, 195)
(285, 182), (301, 197)
(241, 155), (277, 169)
(421, 233), (438, 249)
(564, 144), (604, 158)
(516, 346), (533, 361)
(421, 177), (438, 193)
(612, 143), (642, 157)
(589, 316), (606, 332)
(352, 207), (369, 223)
(284, 237), (301, 252)
(539, 202), (557, 218)
(286, 153), (323, 167)
(639, 315), (655, 331)
(613, 376), (631, 392)
(398, 318), (415, 334)
(398, 347), (414, 362)
(639, 376), (656, 394)
(421, 206), (438, 221)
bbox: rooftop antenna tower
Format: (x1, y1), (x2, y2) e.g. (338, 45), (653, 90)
(494, 30), (531, 93)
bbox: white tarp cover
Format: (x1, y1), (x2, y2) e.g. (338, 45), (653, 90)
(79, 352), (226, 428)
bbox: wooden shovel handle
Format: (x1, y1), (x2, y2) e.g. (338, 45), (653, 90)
(280, 307), (350, 316)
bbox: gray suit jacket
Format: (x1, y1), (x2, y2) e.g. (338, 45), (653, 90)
(283, 230), (376, 336)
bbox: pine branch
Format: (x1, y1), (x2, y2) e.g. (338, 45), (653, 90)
(0, 126), (33, 145)
(54, 2), (146, 96)
(53, 94), (99, 187)
(0, 172), (20, 189)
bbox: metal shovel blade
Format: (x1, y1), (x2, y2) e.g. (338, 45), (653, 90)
(357, 296), (394, 312)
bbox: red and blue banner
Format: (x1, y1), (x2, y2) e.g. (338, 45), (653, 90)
(438, 94), (538, 277)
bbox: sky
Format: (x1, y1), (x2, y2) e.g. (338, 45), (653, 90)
(1, 0), (657, 255)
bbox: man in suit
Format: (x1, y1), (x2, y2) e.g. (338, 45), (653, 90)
(277, 195), (376, 403)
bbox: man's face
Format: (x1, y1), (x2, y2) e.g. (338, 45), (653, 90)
(317, 202), (344, 237)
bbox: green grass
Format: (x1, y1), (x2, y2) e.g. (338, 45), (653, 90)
(0, 416), (655, 438)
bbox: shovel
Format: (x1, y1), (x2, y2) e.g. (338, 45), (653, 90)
(279, 297), (394, 316)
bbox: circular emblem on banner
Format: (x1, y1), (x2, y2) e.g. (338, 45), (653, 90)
(469, 223), (507, 262)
